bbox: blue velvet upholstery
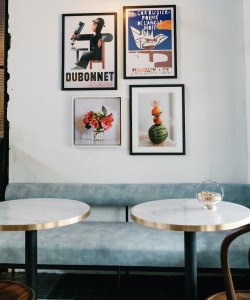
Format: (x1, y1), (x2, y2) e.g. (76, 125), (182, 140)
(5, 183), (250, 207)
(2, 183), (250, 270)
(0, 222), (249, 268)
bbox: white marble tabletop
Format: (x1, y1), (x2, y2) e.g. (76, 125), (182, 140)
(0, 198), (90, 231)
(131, 199), (250, 232)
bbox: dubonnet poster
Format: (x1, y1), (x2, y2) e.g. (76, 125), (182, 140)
(62, 13), (117, 90)
(123, 5), (176, 79)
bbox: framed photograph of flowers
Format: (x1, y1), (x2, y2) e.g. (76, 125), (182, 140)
(73, 96), (121, 147)
(123, 5), (177, 79)
(62, 13), (117, 90)
(130, 84), (185, 155)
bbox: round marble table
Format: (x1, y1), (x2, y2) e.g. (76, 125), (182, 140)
(0, 198), (90, 299)
(131, 198), (250, 300)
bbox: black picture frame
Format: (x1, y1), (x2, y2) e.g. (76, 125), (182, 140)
(123, 5), (177, 79)
(62, 13), (117, 90)
(130, 84), (185, 155)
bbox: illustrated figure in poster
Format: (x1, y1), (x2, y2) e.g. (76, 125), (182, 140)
(130, 22), (169, 51)
(71, 18), (106, 69)
(62, 13), (117, 90)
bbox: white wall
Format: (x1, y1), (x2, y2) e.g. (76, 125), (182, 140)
(7, 0), (248, 184)
(244, 0), (250, 183)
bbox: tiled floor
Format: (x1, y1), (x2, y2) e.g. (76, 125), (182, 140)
(0, 270), (249, 300)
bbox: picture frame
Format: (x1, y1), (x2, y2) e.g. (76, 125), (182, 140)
(123, 5), (177, 79)
(130, 84), (185, 155)
(62, 13), (117, 90)
(73, 96), (121, 147)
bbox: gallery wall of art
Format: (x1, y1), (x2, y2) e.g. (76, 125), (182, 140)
(7, 0), (249, 183)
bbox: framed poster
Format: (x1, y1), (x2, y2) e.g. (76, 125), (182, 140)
(73, 96), (121, 147)
(62, 13), (117, 90)
(123, 5), (177, 79)
(130, 84), (185, 155)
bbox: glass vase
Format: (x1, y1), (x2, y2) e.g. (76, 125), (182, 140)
(92, 129), (104, 141)
(196, 180), (224, 211)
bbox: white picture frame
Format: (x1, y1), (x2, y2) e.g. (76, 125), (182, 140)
(73, 96), (122, 147)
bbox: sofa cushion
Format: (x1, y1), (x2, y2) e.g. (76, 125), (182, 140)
(0, 222), (249, 269)
(5, 183), (250, 207)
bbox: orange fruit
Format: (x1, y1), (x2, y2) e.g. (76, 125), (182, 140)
(153, 116), (163, 124)
(151, 106), (162, 116)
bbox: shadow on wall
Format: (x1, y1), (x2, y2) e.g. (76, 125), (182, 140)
(9, 146), (62, 182)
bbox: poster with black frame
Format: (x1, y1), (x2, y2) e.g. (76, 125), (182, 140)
(123, 5), (177, 79)
(62, 13), (117, 90)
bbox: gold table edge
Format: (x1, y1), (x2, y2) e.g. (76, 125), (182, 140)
(131, 213), (250, 232)
(0, 206), (91, 231)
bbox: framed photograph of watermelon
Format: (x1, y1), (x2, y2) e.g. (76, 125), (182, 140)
(129, 84), (185, 155)
(123, 5), (177, 79)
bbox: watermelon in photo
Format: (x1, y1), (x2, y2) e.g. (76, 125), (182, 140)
(148, 124), (168, 144)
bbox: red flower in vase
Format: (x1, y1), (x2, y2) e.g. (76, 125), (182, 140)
(101, 113), (114, 130)
(82, 106), (114, 132)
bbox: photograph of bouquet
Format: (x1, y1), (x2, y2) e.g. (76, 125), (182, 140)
(73, 96), (121, 146)
(82, 106), (114, 141)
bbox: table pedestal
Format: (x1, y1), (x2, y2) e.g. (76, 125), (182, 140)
(131, 199), (250, 300)
(0, 199), (90, 300)
(25, 230), (37, 299)
(185, 231), (197, 300)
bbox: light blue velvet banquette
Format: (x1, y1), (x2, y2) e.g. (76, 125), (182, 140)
(1, 183), (249, 271)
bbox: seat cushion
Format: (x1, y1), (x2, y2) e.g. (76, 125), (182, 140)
(0, 222), (249, 268)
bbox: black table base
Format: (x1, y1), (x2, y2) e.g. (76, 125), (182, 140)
(185, 231), (197, 300)
(25, 230), (37, 299)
